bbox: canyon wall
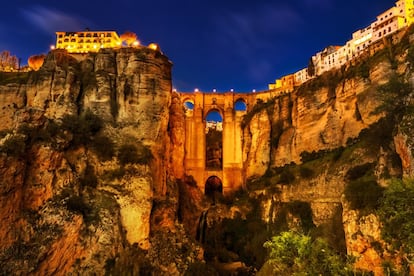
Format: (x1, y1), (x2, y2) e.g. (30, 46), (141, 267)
(0, 48), (201, 275)
(240, 32), (414, 273)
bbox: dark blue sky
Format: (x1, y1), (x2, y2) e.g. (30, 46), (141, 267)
(1, 0), (394, 92)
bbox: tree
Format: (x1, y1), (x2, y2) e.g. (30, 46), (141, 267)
(120, 31), (139, 46)
(0, 50), (19, 71)
(375, 74), (414, 128)
(378, 178), (414, 265)
(28, 54), (46, 71)
(259, 231), (352, 276)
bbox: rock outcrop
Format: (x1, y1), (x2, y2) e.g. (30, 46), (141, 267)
(0, 47), (202, 275)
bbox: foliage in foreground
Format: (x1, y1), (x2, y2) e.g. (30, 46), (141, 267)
(259, 231), (354, 276)
(378, 178), (414, 268)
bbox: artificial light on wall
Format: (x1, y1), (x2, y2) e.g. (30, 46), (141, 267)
(148, 43), (159, 51)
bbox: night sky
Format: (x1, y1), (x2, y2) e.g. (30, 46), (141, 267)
(1, 0), (394, 92)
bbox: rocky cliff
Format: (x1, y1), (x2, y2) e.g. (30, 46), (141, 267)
(0, 47), (202, 275)
(238, 30), (414, 274)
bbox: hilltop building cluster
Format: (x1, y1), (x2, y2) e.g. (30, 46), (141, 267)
(55, 31), (122, 53)
(269, 0), (414, 91)
(54, 30), (159, 53)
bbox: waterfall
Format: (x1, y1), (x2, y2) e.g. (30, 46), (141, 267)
(196, 210), (209, 243)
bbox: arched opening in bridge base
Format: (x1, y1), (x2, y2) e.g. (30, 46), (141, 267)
(205, 110), (223, 170)
(205, 176), (223, 204)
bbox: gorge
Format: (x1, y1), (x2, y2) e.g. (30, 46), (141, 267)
(0, 27), (414, 275)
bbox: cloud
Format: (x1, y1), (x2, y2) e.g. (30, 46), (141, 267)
(21, 6), (91, 33)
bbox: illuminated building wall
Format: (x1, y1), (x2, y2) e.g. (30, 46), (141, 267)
(268, 74), (295, 92)
(294, 68), (310, 85)
(55, 31), (122, 53)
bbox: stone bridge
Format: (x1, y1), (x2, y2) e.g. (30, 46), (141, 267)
(178, 89), (285, 195)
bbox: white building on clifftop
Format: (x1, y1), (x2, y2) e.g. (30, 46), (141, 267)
(269, 0), (414, 89)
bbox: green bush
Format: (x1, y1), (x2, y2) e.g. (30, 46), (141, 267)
(1, 135), (26, 157)
(66, 195), (91, 217)
(60, 109), (103, 147)
(118, 142), (153, 166)
(66, 195), (99, 224)
(379, 178), (414, 267)
(346, 163), (375, 181)
(91, 134), (115, 161)
(344, 178), (384, 211)
(261, 231), (353, 276)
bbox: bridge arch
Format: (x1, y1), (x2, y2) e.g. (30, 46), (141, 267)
(204, 107), (224, 122)
(234, 98), (247, 111)
(205, 175), (223, 196)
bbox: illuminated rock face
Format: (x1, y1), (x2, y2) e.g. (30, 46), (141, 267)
(0, 47), (177, 274)
(176, 59), (387, 194)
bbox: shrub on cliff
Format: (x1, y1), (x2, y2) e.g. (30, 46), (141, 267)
(260, 231), (353, 276)
(0, 135), (26, 157)
(344, 176), (384, 211)
(60, 109), (103, 147)
(379, 178), (414, 268)
(117, 142), (152, 166)
(375, 74), (413, 126)
(91, 134), (115, 161)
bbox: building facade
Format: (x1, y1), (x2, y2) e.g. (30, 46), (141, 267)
(55, 31), (122, 53)
(269, 0), (414, 90)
